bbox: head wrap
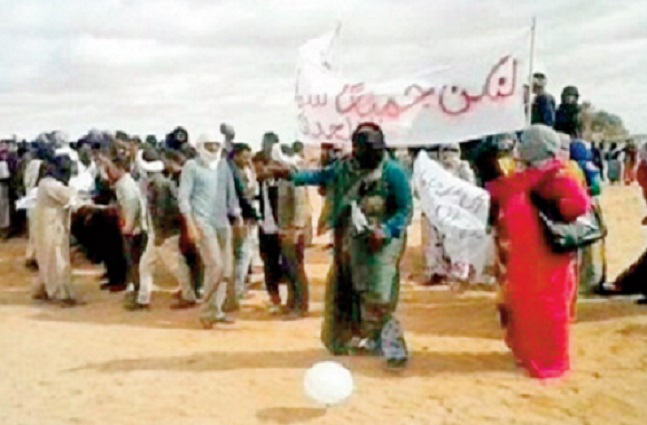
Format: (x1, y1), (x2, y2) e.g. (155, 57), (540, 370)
(351, 122), (386, 149)
(492, 133), (517, 153)
(165, 127), (189, 150)
(195, 133), (221, 169)
(518, 125), (560, 167)
(439, 143), (461, 168)
(136, 147), (165, 174)
(44, 154), (73, 183)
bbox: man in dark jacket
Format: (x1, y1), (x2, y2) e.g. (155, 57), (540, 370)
(555, 86), (581, 137)
(229, 143), (259, 300)
(254, 132), (283, 313)
(531, 73), (556, 127)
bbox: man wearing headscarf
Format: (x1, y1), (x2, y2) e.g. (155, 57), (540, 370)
(179, 133), (241, 327)
(137, 148), (196, 310)
(276, 122), (412, 369)
(165, 127), (189, 151)
(32, 155), (90, 307)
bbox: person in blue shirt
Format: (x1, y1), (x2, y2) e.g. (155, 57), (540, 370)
(273, 122), (412, 369)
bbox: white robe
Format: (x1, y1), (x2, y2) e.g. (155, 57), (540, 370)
(33, 177), (79, 300)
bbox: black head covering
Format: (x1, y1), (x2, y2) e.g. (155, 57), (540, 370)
(43, 154), (73, 184)
(165, 127), (189, 150)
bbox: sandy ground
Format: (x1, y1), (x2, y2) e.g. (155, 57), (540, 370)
(1, 185), (646, 425)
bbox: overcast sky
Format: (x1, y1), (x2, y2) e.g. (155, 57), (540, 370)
(1, 0), (645, 147)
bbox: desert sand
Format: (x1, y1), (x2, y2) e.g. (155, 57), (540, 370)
(1, 185), (646, 425)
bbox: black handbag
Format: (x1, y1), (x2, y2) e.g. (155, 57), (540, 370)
(532, 193), (607, 253)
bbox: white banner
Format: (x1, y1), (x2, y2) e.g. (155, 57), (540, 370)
(412, 152), (491, 277)
(296, 28), (529, 146)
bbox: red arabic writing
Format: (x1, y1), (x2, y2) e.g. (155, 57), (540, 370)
(296, 55), (518, 141)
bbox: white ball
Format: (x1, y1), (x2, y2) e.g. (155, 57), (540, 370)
(304, 361), (354, 407)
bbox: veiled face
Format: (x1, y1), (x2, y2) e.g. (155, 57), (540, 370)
(352, 129), (384, 170)
(203, 142), (221, 154)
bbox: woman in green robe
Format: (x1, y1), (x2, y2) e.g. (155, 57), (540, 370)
(277, 123), (412, 369)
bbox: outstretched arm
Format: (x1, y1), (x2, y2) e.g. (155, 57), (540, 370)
(290, 165), (336, 187)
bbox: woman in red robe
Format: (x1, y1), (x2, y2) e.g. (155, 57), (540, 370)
(487, 125), (590, 379)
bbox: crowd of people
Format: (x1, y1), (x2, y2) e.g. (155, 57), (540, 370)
(0, 73), (645, 378)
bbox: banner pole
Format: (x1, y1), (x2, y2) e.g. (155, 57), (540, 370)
(527, 16), (537, 126)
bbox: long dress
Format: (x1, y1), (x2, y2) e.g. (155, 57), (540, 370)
(293, 158), (411, 364)
(487, 160), (590, 379)
(33, 177), (80, 301)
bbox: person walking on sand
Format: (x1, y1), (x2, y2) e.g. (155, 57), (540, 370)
(179, 133), (240, 328)
(273, 123), (412, 370)
(486, 125), (590, 379)
(32, 155), (90, 307)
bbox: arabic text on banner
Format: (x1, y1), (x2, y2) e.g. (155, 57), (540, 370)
(412, 151), (491, 277)
(296, 28), (530, 146)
